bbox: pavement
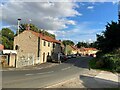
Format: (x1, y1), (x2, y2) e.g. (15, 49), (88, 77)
(48, 69), (119, 88)
(2, 56), (120, 88)
(1, 62), (59, 71)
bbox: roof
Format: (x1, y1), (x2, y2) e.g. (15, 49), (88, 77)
(0, 44), (4, 50)
(21, 30), (61, 44)
(81, 48), (97, 51)
(70, 45), (79, 50)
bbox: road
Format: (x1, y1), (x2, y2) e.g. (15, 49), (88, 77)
(2, 56), (91, 88)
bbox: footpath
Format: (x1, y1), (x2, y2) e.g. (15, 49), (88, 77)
(47, 69), (119, 88)
(1, 62), (59, 71)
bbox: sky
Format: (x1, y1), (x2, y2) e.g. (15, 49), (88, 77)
(0, 0), (118, 43)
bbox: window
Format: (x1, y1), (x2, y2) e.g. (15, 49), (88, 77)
(43, 41), (46, 46)
(48, 42), (50, 47)
(15, 45), (19, 50)
(53, 43), (55, 48)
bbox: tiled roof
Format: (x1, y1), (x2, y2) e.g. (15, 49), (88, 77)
(70, 45), (78, 50)
(27, 30), (61, 44)
(81, 48), (97, 51)
(0, 44), (4, 50)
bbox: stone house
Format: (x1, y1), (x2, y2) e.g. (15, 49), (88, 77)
(64, 45), (79, 55)
(79, 47), (98, 55)
(14, 30), (62, 68)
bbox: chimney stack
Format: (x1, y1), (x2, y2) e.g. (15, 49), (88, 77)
(26, 24), (30, 30)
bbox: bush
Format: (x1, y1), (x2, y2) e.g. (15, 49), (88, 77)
(116, 66), (120, 73)
(89, 50), (120, 72)
(96, 60), (104, 68)
(89, 58), (98, 69)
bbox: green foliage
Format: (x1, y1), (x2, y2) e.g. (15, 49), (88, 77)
(18, 23), (55, 39)
(76, 42), (90, 48)
(62, 40), (74, 46)
(96, 60), (104, 68)
(43, 30), (55, 39)
(1, 28), (14, 49)
(89, 49), (120, 72)
(1, 28), (14, 40)
(89, 58), (98, 69)
(89, 21), (120, 72)
(96, 21), (120, 53)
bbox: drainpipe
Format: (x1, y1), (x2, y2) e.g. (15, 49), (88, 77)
(37, 29), (40, 62)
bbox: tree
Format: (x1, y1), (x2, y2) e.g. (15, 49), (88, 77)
(96, 21), (120, 53)
(76, 42), (90, 48)
(18, 23), (55, 39)
(1, 28), (14, 49)
(62, 40), (74, 46)
(89, 42), (98, 48)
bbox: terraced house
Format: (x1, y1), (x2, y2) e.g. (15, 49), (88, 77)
(14, 29), (62, 68)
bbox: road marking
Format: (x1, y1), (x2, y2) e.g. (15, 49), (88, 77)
(37, 71), (54, 75)
(25, 74), (34, 76)
(61, 67), (71, 71)
(25, 71), (54, 76)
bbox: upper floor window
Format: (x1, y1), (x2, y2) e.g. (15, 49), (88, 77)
(48, 42), (50, 47)
(44, 41), (46, 46)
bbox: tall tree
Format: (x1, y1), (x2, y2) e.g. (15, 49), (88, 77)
(96, 21), (120, 53)
(62, 40), (74, 46)
(76, 42), (90, 48)
(1, 28), (14, 49)
(18, 23), (55, 39)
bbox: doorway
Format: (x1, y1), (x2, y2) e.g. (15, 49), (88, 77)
(43, 53), (45, 63)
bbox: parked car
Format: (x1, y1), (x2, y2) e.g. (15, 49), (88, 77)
(75, 53), (81, 57)
(90, 54), (96, 57)
(60, 55), (67, 62)
(71, 54), (76, 58)
(67, 55), (72, 59)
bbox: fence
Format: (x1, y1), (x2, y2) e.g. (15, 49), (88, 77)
(16, 53), (34, 68)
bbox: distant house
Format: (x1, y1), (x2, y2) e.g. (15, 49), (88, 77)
(0, 44), (4, 55)
(79, 47), (98, 55)
(14, 30), (62, 68)
(64, 45), (79, 55)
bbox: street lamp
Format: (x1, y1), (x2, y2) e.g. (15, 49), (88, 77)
(17, 18), (21, 35)
(17, 18), (21, 50)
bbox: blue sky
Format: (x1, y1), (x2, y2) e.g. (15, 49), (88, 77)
(1, 1), (118, 43)
(58, 2), (118, 43)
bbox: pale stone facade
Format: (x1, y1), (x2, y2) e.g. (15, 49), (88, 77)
(14, 30), (61, 67)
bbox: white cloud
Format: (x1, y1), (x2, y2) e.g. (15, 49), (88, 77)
(87, 6), (94, 9)
(55, 22), (104, 42)
(1, 1), (81, 31)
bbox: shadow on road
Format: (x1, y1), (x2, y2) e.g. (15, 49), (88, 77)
(63, 56), (92, 69)
(79, 75), (119, 88)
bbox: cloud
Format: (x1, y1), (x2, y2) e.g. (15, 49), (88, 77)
(87, 6), (94, 9)
(1, 1), (81, 31)
(55, 22), (104, 42)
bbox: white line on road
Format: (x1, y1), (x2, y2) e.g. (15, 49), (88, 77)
(61, 67), (71, 71)
(37, 71), (54, 75)
(25, 71), (54, 76)
(25, 74), (34, 76)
